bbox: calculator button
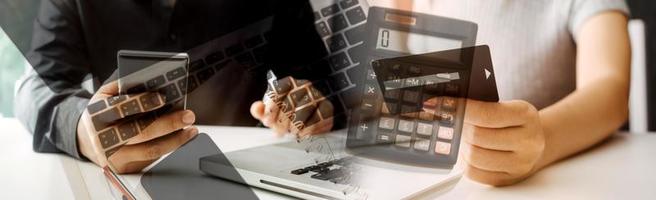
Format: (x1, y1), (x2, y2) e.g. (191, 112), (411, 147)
(99, 128), (120, 149)
(118, 122), (139, 141)
(435, 141), (451, 155)
(357, 120), (375, 139)
(366, 69), (377, 80)
(107, 95), (127, 106)
(339, 0), (358, 9)
(397, 119), (415, 133)
(414, 138), (430, 151)
(321, 4), (340, 17)
(378, 117), (395, 130)
(360, 98), (376, 113)
(146, 75), (166, 90)
(403, 77), (423, 88)
(329, 52), (350, 71)
(363, 84), (377, 97)
(395, 135), (411, 148)
(376, 133), (393, 143)
(326, 34), (348, 52)
(416, 123), (433, 136)
(120, 100), (141, 117)
(384, 89), (400, 100)
(290, 88), (312, 108)
(345, 7), (366, 25)
(345, 24), (365, 45)
(315, 22), (331, 37)
(402, 90), (419, 103)
(327, 14), (348, 33)
(437, 127), (454, 140)
(87, 100), (107, 115)
(439, 111), (455, 125)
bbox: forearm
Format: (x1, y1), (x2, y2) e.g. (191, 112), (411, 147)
(535, 10), (630, 170)
(537, 75), (628, 169)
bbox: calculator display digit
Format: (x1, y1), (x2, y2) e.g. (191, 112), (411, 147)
(375, 28), (462, 55)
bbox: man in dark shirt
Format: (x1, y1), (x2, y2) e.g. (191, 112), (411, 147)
(15, 0), (333, 173)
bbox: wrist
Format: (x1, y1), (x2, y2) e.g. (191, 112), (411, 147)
(76, 117), (98, 164)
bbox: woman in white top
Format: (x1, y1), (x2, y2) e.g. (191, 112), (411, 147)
(376, 0), (631, 186)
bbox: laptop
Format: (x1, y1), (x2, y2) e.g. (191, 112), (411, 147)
(198, 1), (499, 199)
(110, 0), (494, 199)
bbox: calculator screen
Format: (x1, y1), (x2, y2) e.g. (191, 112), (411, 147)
(375, 28), (462, 55)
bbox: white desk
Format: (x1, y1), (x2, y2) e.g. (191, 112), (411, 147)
(2, 117), (656, 199)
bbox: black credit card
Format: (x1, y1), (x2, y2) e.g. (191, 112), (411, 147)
(371, 45), (499, 109)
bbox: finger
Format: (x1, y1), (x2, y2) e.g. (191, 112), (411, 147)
(114, 127), (198, 163)
(98, 81), (120, 96)
(250, 101), (265, 120)
(261, 96), (281, 128)
(464, 100), (534, 128)
(88, 92), (166, 131)
(462, 124), (523, 151)
(272, 105), (291, 136)
(462, 143), (516, 174)
(126, 110), (195, 144)
(465, 164), (517, 186)
(112, 159), (157, 174)
(299, 117), (333, 137)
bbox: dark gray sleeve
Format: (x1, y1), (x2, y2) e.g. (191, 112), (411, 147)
(15, 0), (94, 159)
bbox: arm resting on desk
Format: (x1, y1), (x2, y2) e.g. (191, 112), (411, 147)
(537, 11), (630, 177)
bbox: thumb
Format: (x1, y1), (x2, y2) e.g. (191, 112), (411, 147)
(97, 81), (120, 97)
(250, 101), (265, 120)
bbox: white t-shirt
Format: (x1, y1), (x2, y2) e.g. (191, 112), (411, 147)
(372, 0), (630, 109)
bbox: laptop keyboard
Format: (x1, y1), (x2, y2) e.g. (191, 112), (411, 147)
(289, 157), (355, 184)
(312, 0), (369, 122)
